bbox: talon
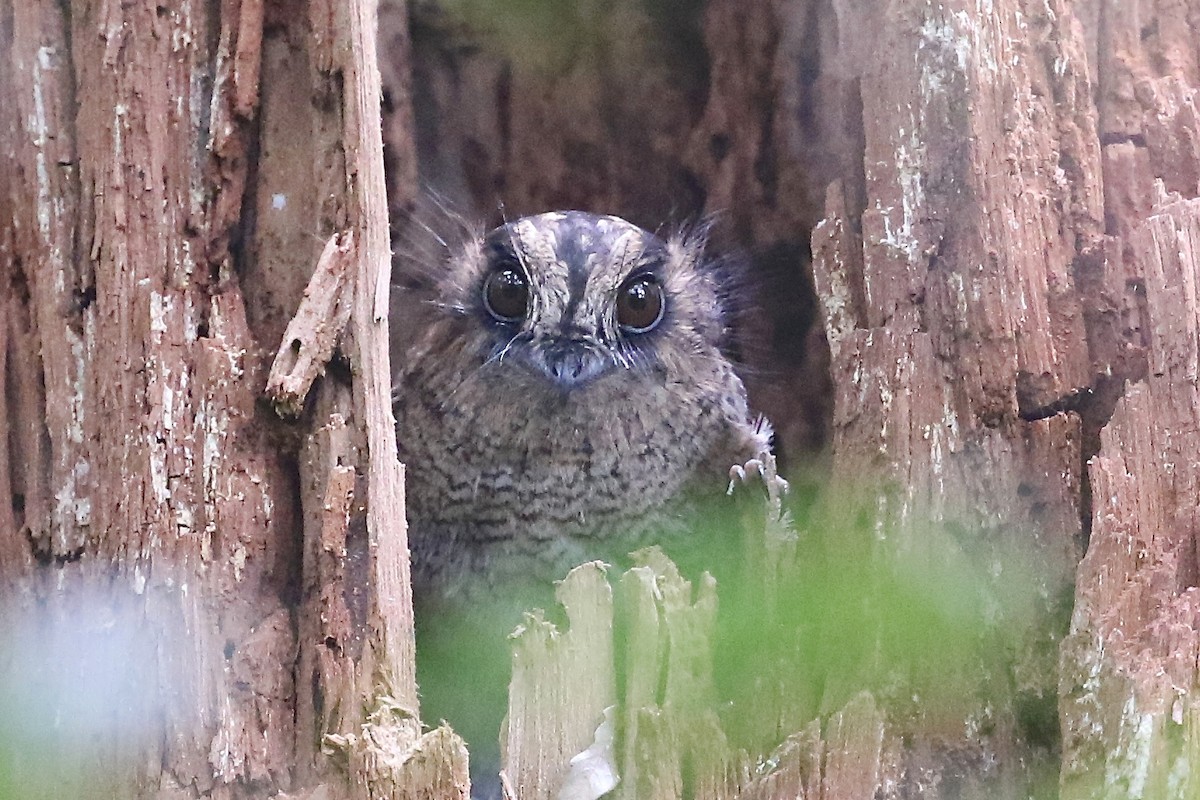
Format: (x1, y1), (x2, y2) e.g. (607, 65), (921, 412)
(727, 464), (747, 495)
(728, 453), (791, 503)
(728, 457), (771, 495)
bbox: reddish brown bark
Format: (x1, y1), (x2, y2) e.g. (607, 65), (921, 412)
(0, 0), (461, 797)
(4, 0), (1200, 798)
(2, 0), (294, 790)
(381, 0), (1196, 797)
(1056, 2), (1200, 796)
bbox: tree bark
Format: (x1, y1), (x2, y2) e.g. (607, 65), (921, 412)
(1, 0), (464, 797)
(5, 0), (1200, 798)
(385, 0), (1200, 798)
(1058, 2), (1200, 795)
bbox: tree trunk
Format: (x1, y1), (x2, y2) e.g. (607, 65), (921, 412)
(1, 0), (464, 797)
(386, 0), (1200, 797)
(4, 0), (1200, 799)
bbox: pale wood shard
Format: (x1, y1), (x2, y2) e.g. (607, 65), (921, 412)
(615, 560), (690, 800)
(324, 705), (471, 800)
(503, 553), (755, 800)
(822, 694), (886, 800)
(341, 0), (419, 721)
(615, 563), (668, 800)
(266, 231), (356, 417)
(393, 725), (473, 800)
(503, 562), (617, 800)
(305, 0), (466, 797)
(738, 720), (823, 800)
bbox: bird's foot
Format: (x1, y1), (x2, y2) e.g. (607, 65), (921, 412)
(727, 452), (788, 504)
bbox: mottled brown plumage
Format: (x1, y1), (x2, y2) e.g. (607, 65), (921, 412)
(392, 210), (768, 796)
(392, 210), (768, 597)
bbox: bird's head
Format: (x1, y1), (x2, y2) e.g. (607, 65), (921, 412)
(423, 211), (731, 397)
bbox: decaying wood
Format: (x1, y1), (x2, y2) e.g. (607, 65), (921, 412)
(787, 1), (1098, 792)
(1060, 193), (1200, 799)
(615, 550), (742, 800)
(266, 232), (356, 417)
(1054, 2), (1200, 796)
(0, 0), (303, 793)
(3, 0), (1200, 797)
(5, 0), (84, 559)
(502, 552), (745, 800)
(341, 0), (417, 719)
(292, 0), (467, 797)
(0, 0), (450, 796)
(740, 693), (889, 800)
(503, 563), (616, 800)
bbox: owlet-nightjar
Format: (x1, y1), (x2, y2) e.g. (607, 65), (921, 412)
(392, 210), (770, 599)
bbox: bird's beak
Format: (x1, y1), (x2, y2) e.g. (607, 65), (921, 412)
(528, 340), (608, 389)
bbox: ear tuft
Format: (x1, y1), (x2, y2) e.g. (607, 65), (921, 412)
(392, 188), (485, 304)
(662, 214), (762, 362)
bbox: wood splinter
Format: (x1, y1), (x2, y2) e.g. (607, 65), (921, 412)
(266, 231), (357, 416)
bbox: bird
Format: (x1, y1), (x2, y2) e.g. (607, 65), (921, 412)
(390, 208), (771, 796)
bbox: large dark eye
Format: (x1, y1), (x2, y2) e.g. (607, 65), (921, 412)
(483, 267), (529, 323)
(616, 275), (665, 334)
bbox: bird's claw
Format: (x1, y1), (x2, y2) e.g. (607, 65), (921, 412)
(727, 453), (788, 503)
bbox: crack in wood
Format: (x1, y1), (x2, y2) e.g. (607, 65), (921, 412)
(1017, 385), (1095, 422)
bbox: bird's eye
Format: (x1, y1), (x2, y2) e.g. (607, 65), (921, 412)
(616, 275), (665, 334)
(483, 267), (530, 323)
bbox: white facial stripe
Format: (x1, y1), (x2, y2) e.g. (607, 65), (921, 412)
(514, 217), (570, 330)
(576, 227), (647, 334)
(499, 213), (668, 340)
